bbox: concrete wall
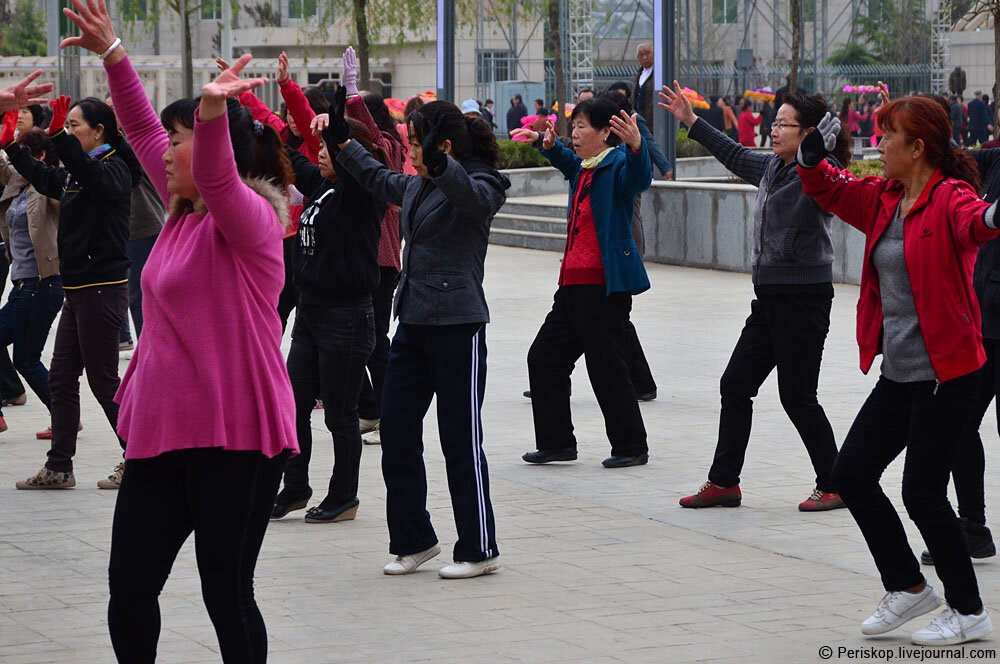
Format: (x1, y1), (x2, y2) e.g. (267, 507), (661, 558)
(639, 181), (866, 285)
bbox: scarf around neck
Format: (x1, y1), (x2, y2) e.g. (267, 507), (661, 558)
(580, 147), (614, 170)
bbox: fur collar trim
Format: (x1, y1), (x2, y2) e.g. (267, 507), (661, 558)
(169, 177), (290, 230)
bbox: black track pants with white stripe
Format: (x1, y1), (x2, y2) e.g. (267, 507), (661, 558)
(380, 322), (499, 562)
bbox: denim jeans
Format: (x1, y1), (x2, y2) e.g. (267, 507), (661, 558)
(0, 276), (64, 416)
(283, 300), (374, 508)
(120, 234), (158, 343)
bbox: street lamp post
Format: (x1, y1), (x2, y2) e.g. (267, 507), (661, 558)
(654, 0), (677, 173)
(437, 0), (456, 102)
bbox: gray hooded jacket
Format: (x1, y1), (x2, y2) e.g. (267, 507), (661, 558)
(687, 117), (837, 285)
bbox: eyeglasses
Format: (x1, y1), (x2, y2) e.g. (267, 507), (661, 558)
(773, 122), (803, 131)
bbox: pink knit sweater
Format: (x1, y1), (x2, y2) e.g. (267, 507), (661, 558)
(107, 55), (298, 459)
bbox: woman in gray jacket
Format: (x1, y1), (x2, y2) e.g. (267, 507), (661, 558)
(332, 99), (509, 579)
(659, 83), (853, 512)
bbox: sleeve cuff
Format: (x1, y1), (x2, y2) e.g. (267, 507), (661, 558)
(985, 203), (998, 230)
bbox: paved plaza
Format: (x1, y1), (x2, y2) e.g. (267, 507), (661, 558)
(2, 244), (1000, 663)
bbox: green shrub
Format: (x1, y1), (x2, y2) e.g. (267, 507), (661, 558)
(676, 127), (710, 158)
(497, 139), (551, 170)
(847, 160), (883, 178)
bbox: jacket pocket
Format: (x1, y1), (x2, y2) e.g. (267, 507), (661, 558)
(780, 228), (798, 260)
(605, 240), (646, 291)
(425, 271), (469, 292)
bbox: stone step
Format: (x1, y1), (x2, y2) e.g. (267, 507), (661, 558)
(500, 200), (568, 219)
(488, 227), (566, 252)
(492, 212), (567, 235)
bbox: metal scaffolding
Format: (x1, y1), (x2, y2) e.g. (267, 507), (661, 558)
(930, 0), (952, 93)
(567, 0), (596, 97)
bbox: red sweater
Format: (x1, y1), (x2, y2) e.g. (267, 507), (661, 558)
(738, 110), (761, 146)
(559, 169), (605, 286)
(799, 160), (999, 382)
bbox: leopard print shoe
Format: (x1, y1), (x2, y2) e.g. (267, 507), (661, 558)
(15, 466), (76, 490)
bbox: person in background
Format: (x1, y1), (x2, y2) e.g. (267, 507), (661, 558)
(706, 95), (725, 133)
(968, 91), (992, 147)
(482, 99), (496, 129)
(759, 97), (776, 147)
(506, 94), (528, 136)
(399, 96), (424, 176)
(608, 82), (671, 179)
(949, 65), (967, 97)
(951, 95), (964, 144)
(0, 125), (64, 434)
(461, 99), (482, 118)
(738, 99), (761, 147)
(104, 93), (163, 353)
(721, 96), (739, 142)
(15, 104), (45, 137)
(631, 43), (656, 131)
(533, 98), (545, 115)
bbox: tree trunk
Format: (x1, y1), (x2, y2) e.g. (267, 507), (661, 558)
(548, 0), (566, 135)
(353, 0), (370, 91)
(181, 3), (194, 97)
(789, 0), (801, 93)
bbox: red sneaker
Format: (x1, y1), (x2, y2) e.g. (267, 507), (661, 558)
(0, 416), (7, 432)
(798, 489), (846, 512)
(679, 481), (742, 508)
(35, 422), (83, 440)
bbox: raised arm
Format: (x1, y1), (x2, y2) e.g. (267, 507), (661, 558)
(61, 0), (170, 204)
(335, 139), (411, 208)
(194, 55), (279, 247)
(277, 52), (321, 162)
(286, 146), (326, 199)
(239, 90), (288, 140)
(50, 128), (132, 198)
(430, 156), (507, 219)
(2, 143), (67, 199)
(797, 159), (885, 234)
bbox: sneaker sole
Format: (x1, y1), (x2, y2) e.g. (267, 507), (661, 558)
(798, 502), (847, 512)
(96, 482), (120, 490)
(912, 620), (994, 646)
(383, 546), (441, 575)
(15, 482), (75, 490)
(439, 561), (502, 579)
(861, 592), (941, 635)
(679, 499), (742, 508)
(523, 455), (577, 464)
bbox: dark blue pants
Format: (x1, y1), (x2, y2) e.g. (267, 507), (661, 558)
(358, 267), (400, 421)
(120, 234), (158, 343)
(380, 322), (498, 562)
(0, 276), (64, 416)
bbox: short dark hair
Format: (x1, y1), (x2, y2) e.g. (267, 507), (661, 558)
(513, 94), (522, 103)
(608, 81), (630, 98)
(534, 98), (545, 107)
(24, 104), (45, 128)
(569, 98), (622, 147)
(485, 98), (494, 104)
(17, 128), (58, 166)
(408, 100), (499, 166)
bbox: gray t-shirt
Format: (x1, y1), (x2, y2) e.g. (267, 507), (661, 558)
(871, 205), (936, 382)
(5, 187), (38, 280)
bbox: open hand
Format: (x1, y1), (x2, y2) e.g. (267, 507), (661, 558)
(202, 54), (267, 102)
(541, 118), (556, 150)
(1, 110), (17, 146)
(49, 95), (71, 134)
(321, 87), (350, 147)
(342, 46), (359, 96)
(0, 71), (53, 113)
(216, 56), (231, 72)
(609, 110), (641, 151)
(658, 81), (698, 127)
(876, 80), (890, 107)
(311, 113), (330, 135)
(60, 0), (118, 55)
(509, 127), (540, 142)
(277, 51), (289, 84)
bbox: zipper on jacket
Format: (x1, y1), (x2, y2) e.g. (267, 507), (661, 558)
(933, 380), (940, 396)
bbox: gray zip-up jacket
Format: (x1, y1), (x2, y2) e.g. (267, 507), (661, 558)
(336, 139), (510, 325)
(687, 117), (838, 285)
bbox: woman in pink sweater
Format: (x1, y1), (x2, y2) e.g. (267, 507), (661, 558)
(63, 1), (297, 661)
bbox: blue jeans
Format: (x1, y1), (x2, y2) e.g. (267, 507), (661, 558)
(0, 276), (64, 416)
(120, 234), (158, 343)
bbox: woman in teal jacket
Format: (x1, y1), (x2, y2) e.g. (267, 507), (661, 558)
(513, 98), (652, 468)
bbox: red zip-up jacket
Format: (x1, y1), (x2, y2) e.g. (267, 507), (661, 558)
(799, 159), (1000, 383)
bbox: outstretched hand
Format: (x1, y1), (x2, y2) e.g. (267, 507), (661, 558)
(658, 81), (698, 127)
(200, 54), (267, 121)
(609, 110), (641, 151)
(216, 56), (230, 72)
(342, 46), (359, 96)
(876, 80), (890, 107)
(420, 116), (448, 175)
(277, 51), (289, 84)
(509, 127), (540, 143)
(60, 0), (119, 58)
(321, 87), (350, 148)
(0, 71), (53, 113)
(1, 110), (17, 146)
(49, 95), (71, 135)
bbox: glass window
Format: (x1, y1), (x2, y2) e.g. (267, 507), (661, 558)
(121, 0), (147, 20)
(712, 0), (737, 23)
(288, 0), (318, 19)
(200, 0), (221, 20)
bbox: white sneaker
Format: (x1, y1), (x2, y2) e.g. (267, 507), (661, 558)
(438, 556), (501, 579)
(363, 426), (381, 445)
(360, 418), (379, 435)
(861, 585), (941, 635)
(383, 545), (440, 575)
(912, 605), (993, 646)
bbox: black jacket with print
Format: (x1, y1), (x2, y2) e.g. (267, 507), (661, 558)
(287, 147), (383, 306)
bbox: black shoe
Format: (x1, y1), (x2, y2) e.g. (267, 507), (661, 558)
(921, 518), (996, 565)
(304, 497), (360, 523)
(271, 487), (312, 519)
(522, 448), (578, 464)
(636, 390), (657, 402)
(602, 453), (649, 468)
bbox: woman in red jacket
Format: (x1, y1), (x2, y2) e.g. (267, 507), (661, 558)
(797, 97), (999, 646)
(737, 99), (761, 147)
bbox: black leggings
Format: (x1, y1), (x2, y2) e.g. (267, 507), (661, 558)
(108, 448), (287, 663)
(951, 337), (1000, 525)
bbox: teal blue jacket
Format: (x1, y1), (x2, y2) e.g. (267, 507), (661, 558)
(540, 138), (652, 295)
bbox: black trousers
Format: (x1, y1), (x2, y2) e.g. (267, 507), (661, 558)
(381, 322), (498, 562)
(950, 337), (1000, 525)
(283, 301), (374, 508)
(358, 266), (399, 421)
(108, 448), (288, 664)
(527, 285), (647, 457)
(0, 253), (25, 399)
(832, 374), (982, 615)
(708, 287), (838, 491)
(277, 236), (296, 332)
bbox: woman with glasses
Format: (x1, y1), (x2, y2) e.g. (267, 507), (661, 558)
(659, 83), (853, 512)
